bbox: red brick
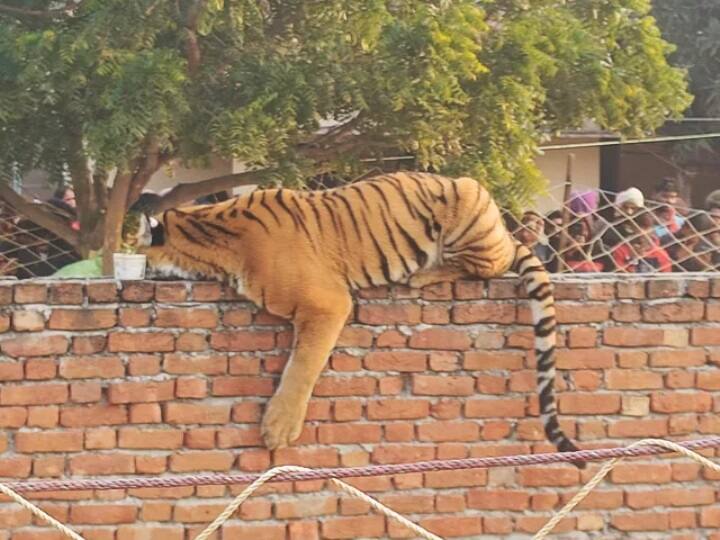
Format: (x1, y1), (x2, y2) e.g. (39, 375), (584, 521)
(367, 399), (429, 420)
(556, 349), (614, 369)
(604, 327), (664, 347)
(85, 282), (118, 302)
(289, 521), (319, 540)
(72, 336), (106, 355)
(175, 333), (207, 351)
(364, 352), (426, 372)
(108, 332), (174, 352)
(464, 351), (524, 370)
(651, 392), (712, 413)
(275, 496), (337, 519)
(376, 330), (407, 347)
(70, 504), (136, 525)
(336, 327), (373, 348)
(321, 516), (385, 539)
(48, 309), (116, 330)
(210, 331), (275, 351)
(412, 375), (474, 396)
(417, 421), (479, 442)
(468, 489), (529, 510)
(15, 431), (82, 453)
(314, 376), (376, 396)
(520, 467), (579, 486)
(176, 377), (208, 399)
(61, 405), (128, 427)
(454, 279), (485, 299)
(119, 307), (151, 327)
(211, 376), (274, 397)
(25, 358), (57, 379)
(318, 424), (382, 444)
(14, 283), (47, 303)
(612, 512), (669, 531)
(165, 403), (230, 425)
(48, 282), (83, 304)
(559, 393), (621, 414)
(118, 428), (183, 449)
(650, 349), (706, 367)
(357, 304), (421, 325)
(422, 305), (450, 324)
(70, 382), (102, 403)
(127, 354), (160, 376)
(0, 407), (28, 428)
(26, 406), (57, 428)
(120, 281), (155, 302)
(606, 369), (663, 390)
(692, 327), (720, 345)
(465, 398), (525, 418)
(555, 304), (610, 323)
(155, 307), (218, 328)
(608, 419), (668, 438)
(452, 303), (515, 324)
(643, 301), (704, 322)
(1, 335), (68, 357)
(69, 454), (135, 475)
(0, 383), (68, 405)
(409, 329), (471, 350)
(59, 356), (125, 379)
(611, 463), (672, 484)
(170, 451), (234, 472)
(12, 310), (45, 332)
(567, 327), (597, 348)
(108, 381), (175, 404)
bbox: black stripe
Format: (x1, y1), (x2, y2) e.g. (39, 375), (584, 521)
(431, 176), (447, 203)
(361, 264), (376, 287)
(247, 190), (256, 208)
(361, 213), (393, 283)
(395, 219), (429, 268)
(386, 177), (418, 219)
(306, 197), (324, 237)
(276, 189), (301, 230)
(334, 192), (362, 239)
(380, 210), (411, 275)
(350, 185), (371, 211)
(260, 191), (281, 225)
(447, 217), (477, 248)
(514, 252), (535, 270)
(367, 182), (392, 214)
(203, 220), (236, 236)
(187, 218), (216, 241)
(451, 180), (460, 202)
(176, 224), (201, 245)
(242, 210), (270, 233)
(229, 208), (238, 218)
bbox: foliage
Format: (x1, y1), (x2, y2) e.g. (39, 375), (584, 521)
(652, 0), (720, 161)
(0, 0), (691, 258)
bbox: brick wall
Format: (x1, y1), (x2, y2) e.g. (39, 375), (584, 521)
(0, 276), (718, 540)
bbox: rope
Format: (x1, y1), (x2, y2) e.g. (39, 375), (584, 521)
(532, 438), (720, 539)
(6, 436), (720, 493)
(0, 480), (84, 540)
(192, 465), (442, 540)
(0, 437), (718, 540)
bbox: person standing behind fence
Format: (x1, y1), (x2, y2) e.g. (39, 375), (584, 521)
(593, 187), (646, 272)
(651, 178), (685, 240)
(665, 213), (717, 272)
(613, 212), (671, 273)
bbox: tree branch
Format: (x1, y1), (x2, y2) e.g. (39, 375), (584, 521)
(102, 171), (133, 274)
(184, 0), (206, 76)
(0, 183), (79, 248)
(147, 168), (275, 214)
(0, 1), (79, 19)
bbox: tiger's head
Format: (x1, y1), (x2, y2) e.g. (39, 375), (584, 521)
(122, 201), (237, 282)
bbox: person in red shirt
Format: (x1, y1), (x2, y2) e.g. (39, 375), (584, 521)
(612, 212), (671, 273)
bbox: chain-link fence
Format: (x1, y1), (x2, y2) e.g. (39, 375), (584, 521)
(508, 184), (720, 274)
(0, 200), (79, 279)
(1, 182), (719, 279)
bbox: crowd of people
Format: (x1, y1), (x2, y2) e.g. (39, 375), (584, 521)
(509, 179), (720, 273)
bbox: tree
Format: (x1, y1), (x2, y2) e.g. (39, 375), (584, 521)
(0, 0), (691, 272)
(652, 0), (720, 162)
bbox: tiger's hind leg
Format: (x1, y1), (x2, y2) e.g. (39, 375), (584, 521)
(261, 292), (353, 450)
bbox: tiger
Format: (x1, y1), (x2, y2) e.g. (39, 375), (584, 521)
(133, 172), (580, 461)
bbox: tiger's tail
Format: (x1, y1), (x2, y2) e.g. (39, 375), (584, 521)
(511, 243), (584, 468)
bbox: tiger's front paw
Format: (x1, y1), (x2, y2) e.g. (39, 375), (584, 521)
(261, 395), (305, 450)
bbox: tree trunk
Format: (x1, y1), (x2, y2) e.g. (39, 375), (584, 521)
(102, 171), (133, 275)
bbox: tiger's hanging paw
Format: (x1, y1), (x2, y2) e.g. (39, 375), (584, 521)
(261, 395), (305, 450)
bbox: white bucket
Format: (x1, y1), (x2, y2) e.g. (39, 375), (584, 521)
(113, 253), (147, 280)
